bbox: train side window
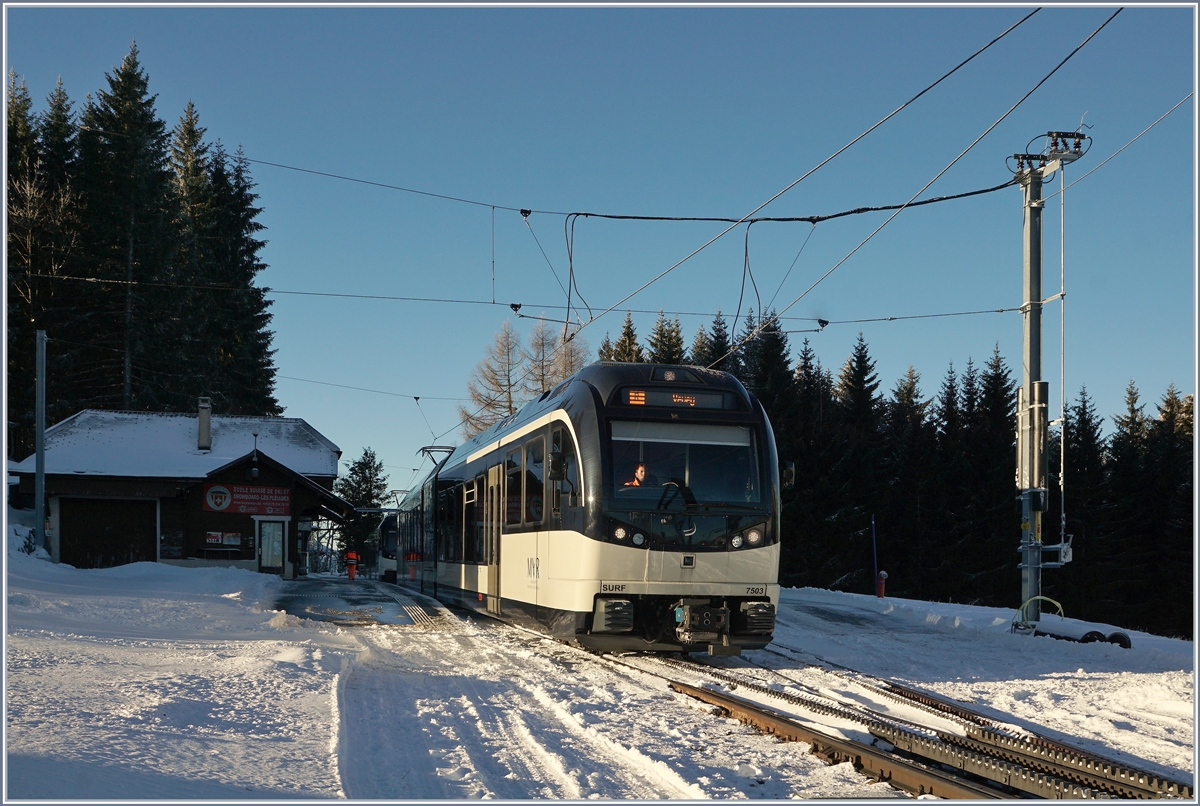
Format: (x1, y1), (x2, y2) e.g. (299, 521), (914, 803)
(473, 475), (486, 560)
(462, 479), (477, 562)
(505, 448), (522, 527)
(552, 427), (581, 510)
(525, 437), (545, 525)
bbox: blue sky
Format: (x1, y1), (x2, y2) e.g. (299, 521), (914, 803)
(6, 5), (1195, 486)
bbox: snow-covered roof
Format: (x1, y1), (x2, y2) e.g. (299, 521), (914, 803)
(10, 410), (341, 480)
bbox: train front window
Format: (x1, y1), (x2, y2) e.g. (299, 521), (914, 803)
(610, 421), (760, 508)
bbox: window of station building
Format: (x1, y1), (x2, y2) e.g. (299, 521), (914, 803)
(505, 448), (523, 526)
(525, 437), (545, 525)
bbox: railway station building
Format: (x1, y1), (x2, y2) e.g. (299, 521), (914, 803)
(11, 399), (354, 577)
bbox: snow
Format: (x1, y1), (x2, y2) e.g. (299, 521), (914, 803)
(6, 512), (1194, 799)
(7, 409), (341, 478)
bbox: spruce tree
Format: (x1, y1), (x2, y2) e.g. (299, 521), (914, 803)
(734, 309), (759, 384)
(39, 78), (76, 194)
(334, 448), (390, 557)
(6, 71), (35, 177)
(702, 311), (738, 375)
(1142, 385), (1193, 637)
(6, 71), (39, 457)
(689, 326), (711, 367)
(7, 73), (84, 457)
(208, 145), (280, 415)
(597, 333), (614, 361)
(781, 339), (837, 588)
(76, 42), (178, 411)
(611, 312), (644, 363)
(1043, 387), (1106, 620)
(647, 310), (686, 364)
(833, 332), (882, 438)
(880, 367), (935, 600)
(744, 311), (795, 453)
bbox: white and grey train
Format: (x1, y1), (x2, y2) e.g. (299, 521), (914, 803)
(389, 361), (791, 655)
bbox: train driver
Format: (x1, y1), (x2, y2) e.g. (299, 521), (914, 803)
(624, 462), (647, 487)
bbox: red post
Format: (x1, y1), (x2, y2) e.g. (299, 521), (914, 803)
(876, 570), (888, 598)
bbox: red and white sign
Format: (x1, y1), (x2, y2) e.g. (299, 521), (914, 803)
(203, 484), (291, 515)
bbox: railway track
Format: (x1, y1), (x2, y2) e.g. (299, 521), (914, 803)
(602, 652), (1192, 800)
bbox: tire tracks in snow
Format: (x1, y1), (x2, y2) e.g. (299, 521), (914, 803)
(338, 624), (703, 798)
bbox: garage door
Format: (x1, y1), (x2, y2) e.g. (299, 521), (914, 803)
(60, 498), (157, 569)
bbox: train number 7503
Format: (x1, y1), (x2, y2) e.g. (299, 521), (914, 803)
(745, 586), (765, 595)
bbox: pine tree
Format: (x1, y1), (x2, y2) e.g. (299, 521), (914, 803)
(610, 312), (644, 363)
(647, 311), (687, 364)
(334, 447), (390, 556)
(459, 320), (526, 438)
(521, 319), (586, 396)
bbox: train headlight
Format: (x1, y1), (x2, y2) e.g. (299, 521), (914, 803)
(746, 528), (764, 546)
(613, 526), (628, 541)
(632, 533), (645, 546)
(730, 534), (744, 549)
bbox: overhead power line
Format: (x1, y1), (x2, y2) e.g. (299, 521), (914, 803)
(568, 8), (1040, 340)
(1041, 91), (1193, 204)
(277, 375), (467, 401)
(782, 305), (1022, 333)
(713, 7), (1122, 370)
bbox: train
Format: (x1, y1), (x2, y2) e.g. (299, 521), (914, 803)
(392, 361), (790, 656)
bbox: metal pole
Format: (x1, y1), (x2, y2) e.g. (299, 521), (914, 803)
(1017, 166), (1047, 623)
(35, 330), (47, 551)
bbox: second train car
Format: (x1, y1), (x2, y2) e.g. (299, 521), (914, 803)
(394, 361), (790, 655)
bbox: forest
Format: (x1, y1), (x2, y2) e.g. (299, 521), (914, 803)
(6, 45), (280, 462)
(592, 309), (1194, 639)
(9, 47), (1192, 639)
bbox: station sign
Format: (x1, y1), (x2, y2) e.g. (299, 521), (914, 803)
(203, 484), (291, 515)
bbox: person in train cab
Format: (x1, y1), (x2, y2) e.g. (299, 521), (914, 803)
(344, 548), (359, 581)
(624, 462), (647, 487)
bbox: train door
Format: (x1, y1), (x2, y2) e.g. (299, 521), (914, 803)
(485, 464), (502, 614)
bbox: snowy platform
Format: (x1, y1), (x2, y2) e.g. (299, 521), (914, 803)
(272, 578), (419, 626)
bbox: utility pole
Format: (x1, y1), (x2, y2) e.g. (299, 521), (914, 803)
(35, 330), (47, 552)
(1009, 132), (1086, 626)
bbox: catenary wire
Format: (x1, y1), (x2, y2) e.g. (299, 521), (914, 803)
(766, 223), (818, 314)
(711, 8), (1122, 370)
(413, 397), (438, 442)
(1041, 92), (1193, 204)
(277, 375), (466, 401)
(566, 8), (1040, 340)
(522, 212), (569, 300)
(782, 305), (1022, 332)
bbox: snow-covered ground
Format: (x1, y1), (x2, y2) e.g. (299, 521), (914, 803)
(6, 515), (1195, 799)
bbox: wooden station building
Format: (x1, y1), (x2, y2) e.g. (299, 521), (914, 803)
(12, 399), (354, 577)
